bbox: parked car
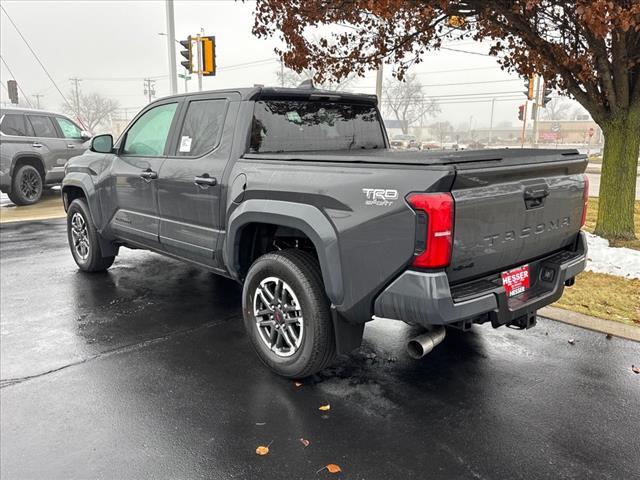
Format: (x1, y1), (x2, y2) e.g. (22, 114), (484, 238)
(0, 107), (91, 205)
(62, 85), (588, 378)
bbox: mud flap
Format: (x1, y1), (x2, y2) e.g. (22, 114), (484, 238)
(331, 306), (364, 355)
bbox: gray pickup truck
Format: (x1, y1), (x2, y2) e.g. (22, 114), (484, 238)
(61, 85), (588, 378)
(0, 108), (91, 205)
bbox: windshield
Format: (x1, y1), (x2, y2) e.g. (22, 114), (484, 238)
(250, 100), (385, 153)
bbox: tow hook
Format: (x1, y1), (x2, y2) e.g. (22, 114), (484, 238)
(507, 312), (537, 330)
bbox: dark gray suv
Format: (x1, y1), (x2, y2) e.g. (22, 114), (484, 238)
(0, 108), (91, 205)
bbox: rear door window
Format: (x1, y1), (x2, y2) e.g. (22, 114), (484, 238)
(28, 115), (59, 138)
(0, 114), (28, 136)
(176, 99), (227, 157)
(55, 117), (82, 139)
(250, 100), (385, 153)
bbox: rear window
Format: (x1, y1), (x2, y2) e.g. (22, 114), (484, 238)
(250, 100), (385, 153)
(1, 114), (28, 136)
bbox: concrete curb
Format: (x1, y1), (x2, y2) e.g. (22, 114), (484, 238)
(539, 306), (640, 342)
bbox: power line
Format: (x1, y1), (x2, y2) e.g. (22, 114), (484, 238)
(0, 54), (34, 107)
(440, 46), (492, 57)
(0, 4), (73, 110)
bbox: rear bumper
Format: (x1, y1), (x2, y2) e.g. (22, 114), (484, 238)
(373, 232), (587, 328)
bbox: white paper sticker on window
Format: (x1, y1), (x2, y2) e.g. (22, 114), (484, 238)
(179, 136), (192, 152)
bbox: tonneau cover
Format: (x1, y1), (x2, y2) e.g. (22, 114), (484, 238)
(242, 148), (585, 166)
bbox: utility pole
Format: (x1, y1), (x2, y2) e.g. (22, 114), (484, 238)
(143, 78), (156, 103)
(32, 94), (43, 109)
(69, 77), (82, 117)
(165, 0), (178, 94)
(280, 57), (285, 87)
(488, 98), (495, 146)
(375, 62), (383, 104)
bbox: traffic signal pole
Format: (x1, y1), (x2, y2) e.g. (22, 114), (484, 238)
(520, 102), (528, 148)
(165, 0), (178, 95)
(196, 31), (203, 91)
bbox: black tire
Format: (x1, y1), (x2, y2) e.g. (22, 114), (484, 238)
(8, 164), (43, 205)
(66, 198), (115, 272)
(242, 249), (336, 378)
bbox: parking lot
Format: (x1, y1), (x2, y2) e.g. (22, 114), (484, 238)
(1, 215), (639, 479)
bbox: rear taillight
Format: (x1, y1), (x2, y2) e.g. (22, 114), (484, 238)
(407, 193), (454, 268)
(580, 174), (589, 227)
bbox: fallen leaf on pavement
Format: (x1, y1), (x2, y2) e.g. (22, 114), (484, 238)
(319, 404), (331, 411)
(294, 382), (303, 387)
(317, 464), (342, 474)
(255, 445), (269, 456)
(568, 339), (575, 345)
(632, 365), (640, 374)
(299, 438), (310, 447)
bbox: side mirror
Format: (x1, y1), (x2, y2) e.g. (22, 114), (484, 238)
(90, 134), (114, 153)
(80, 130), (92, 141)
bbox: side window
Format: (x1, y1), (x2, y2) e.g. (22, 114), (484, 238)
(176, 99), (227, 157)
(123, 103), (178, 156)
(55, 117), (82, 139)
(0, 114), (27, 136)
(28, 115), (59, 138)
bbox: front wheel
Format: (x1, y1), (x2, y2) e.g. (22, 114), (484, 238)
(66, 198), (115, 272)
(242, 249), (336, 378)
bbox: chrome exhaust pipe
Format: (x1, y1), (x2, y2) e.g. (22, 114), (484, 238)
(407, 326), (446, 359)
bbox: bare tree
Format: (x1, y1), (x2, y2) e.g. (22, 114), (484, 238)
(383, 74), (439, 135)
(276, 63), (357, 91)
(427, 121), (453, 146)
(62, 91), (119, 132)
(540, 97), (571, 121)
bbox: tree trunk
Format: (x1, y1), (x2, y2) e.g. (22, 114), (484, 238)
(595, 107), (640, 239)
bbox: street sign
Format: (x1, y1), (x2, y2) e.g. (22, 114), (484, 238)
(178, 74), (192, 80)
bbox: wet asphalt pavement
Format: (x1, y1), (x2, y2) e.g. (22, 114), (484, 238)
(1, 219), (639, 480)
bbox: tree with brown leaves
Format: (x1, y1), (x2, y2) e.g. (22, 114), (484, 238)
(253, 0), (640, 240)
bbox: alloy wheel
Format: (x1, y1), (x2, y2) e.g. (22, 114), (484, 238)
(70, 212), (90, 260)
(253, 276), (304, 358)
(19, 169), (41, 201)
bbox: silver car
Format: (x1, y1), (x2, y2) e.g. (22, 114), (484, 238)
(0, 107), (91, 205)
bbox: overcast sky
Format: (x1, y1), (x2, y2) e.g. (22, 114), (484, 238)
(0, 0), (581, 129)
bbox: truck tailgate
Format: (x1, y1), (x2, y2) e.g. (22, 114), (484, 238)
(447, 155), (587, 284)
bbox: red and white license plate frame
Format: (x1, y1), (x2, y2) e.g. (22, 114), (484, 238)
(501, 264), (530, 298)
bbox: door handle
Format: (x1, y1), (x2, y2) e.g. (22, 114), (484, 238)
(524, 187), (549, 200)
(139, 170), (158, 181)
(32, 142), (43, 148)
(67, 144), (75, 149)
(194, 175), (217, 187)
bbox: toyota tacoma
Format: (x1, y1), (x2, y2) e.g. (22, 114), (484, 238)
(61, 85), (588, 377)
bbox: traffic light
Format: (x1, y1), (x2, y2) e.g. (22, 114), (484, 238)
(523, 76), (534, 100)
(179, 36), (193, 73)
(7, 80), (18, 104)
(540, 86), (553, 107)
(518, 104), (525, 121)
(201, 36), (216, 76)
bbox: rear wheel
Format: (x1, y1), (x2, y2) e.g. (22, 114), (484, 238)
(242, 249), (336, 378)
(8, 164), (43, 205)
(66, 198), (115, 272)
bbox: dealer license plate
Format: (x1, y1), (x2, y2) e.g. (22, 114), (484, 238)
(501, 265), (530, 297)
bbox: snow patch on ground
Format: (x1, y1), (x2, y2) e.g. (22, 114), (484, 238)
(585, 233), (640, 279)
